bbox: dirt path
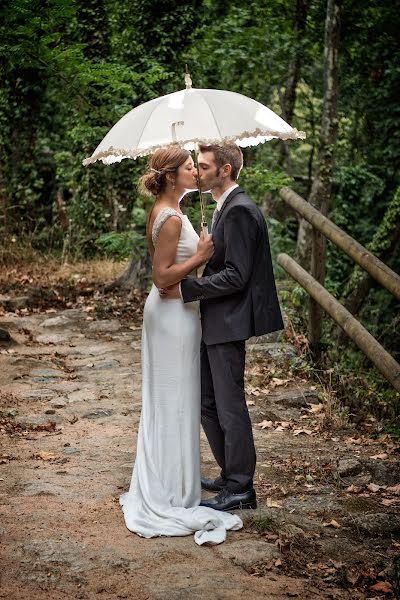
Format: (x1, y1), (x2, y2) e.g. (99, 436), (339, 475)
(1, 305), (399, 599)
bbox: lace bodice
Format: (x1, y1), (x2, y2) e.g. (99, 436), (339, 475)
(151, 207), (199, 266)
(152, 207), (182, 246)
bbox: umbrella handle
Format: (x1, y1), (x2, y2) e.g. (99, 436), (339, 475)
(201, 222), (209, 235)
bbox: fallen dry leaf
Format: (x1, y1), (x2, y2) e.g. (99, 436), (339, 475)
(367, 483), (382, 493)
(370, 453), (388, 460)
(34, 451), (59, 461)
(267, 498), (283, 509)
(381, 498), (400, 506)
(369, 581), (393, 594)
(258, 420), (274, 429)
(306, 403), (323, 414)
(270, 378), (291, 387)
(274, 558), (283, 567)
(344, 437), (362, 445)
(293, 429), (313, 436)
(386, 484), (400, 495)
(29, 421), (56, 432)
(323, 519), (341, 529)
(345, 568), (360, 586)
(345, 485), (359, 493)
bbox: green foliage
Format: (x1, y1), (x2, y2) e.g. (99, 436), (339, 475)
(239, 166), (292, 204)
(326, 164), (385, 295)
(1, 0), (399, 409)
(95, 231), (146, 259)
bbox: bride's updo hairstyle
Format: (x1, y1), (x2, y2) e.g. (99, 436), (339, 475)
(139, 147), (191, 197)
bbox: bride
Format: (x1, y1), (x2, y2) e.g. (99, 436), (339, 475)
(120, 147), (243, 545)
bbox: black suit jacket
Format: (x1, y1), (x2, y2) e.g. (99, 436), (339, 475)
(181, 186), (284, 345)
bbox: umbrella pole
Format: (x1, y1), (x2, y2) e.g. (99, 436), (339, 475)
(193, 146), (208, 235)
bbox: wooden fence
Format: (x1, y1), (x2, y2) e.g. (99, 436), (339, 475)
(277, 187), (400, 392)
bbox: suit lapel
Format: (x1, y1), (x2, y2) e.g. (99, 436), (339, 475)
(213, 186), (244, 231)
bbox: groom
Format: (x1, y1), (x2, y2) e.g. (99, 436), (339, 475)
(162, 143), (284, 511)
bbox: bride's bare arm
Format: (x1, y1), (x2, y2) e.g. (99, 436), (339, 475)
(152, 217), (213, 289)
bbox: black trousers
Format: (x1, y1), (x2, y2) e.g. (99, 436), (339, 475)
(200, 339), (256, 493)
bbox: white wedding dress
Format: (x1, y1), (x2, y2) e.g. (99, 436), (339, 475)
(120, 207), (242, 545)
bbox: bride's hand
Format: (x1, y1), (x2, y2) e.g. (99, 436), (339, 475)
(196, 232), (214, 264)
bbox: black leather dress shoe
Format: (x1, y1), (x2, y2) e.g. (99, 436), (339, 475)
(200, 487), (257, 511)
(201, 477), (227, 492)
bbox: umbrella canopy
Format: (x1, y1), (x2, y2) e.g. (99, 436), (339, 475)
(83, 81), (305, 166)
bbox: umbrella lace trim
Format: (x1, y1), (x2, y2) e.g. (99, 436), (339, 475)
(82, 127), (306, 166)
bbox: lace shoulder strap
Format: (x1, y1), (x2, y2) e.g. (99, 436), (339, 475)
(152, 207), (182, 246)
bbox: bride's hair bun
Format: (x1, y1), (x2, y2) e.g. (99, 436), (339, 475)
(138, 146), (190, 197)
(139, 170), (164, 197)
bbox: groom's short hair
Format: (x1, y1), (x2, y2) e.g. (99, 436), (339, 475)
(198, 143), (243, 181)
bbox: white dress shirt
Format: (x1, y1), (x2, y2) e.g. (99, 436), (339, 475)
(215, 183), (239, 212)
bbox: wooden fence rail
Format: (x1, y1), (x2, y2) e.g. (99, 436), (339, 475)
(277, 254), (400, 392)
(280, 187), (400, 301)
(278, 187), (400, 392)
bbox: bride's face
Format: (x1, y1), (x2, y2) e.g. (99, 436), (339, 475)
(175, 156), (198, 191)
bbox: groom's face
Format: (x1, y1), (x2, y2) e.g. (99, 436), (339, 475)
(197, 151), (223, 193)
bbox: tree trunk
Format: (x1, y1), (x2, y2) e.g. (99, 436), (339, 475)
(281, 0), (308, 124)
(296, 0), (341, 269)
(104, 253), (152, 292)
(278, 0), (309, 170)
(56, 187), (69, 231)
(295, 0), (341, 356)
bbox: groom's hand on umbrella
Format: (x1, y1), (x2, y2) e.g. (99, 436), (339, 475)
(159, 283), (181, 299)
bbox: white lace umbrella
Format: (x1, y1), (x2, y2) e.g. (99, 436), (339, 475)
(83, 72), (305, 229)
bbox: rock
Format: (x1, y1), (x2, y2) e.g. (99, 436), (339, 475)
(50, 399), (67, 409)
(87, 320), (121, 333)
(363, 459), (400, 486)
(31, 368), (66, 379)
(278, 392), (321, 408)
(36, 333), (71, 344)
(41, 316), (73, 329)
(0, 328), (11, 342)
(63, 447), (80, 455)
(0, 295), (30, 311)
(19, 415), (63, 427)
(215, 539), (279, 568)
(337, 458), (363, 477)
(75, 359), (120, 372)
(350, 513), (400, 536)
(57, 309), (87, 320)
(0, 317), (33, 331)
(22, 389), (56, 400)
(83, 408), (114, 419)
(22, 483), (66, 496)
(248, 332), (284, 345)
(50, 381), (81, 393)
(95, 360), (121, 370)
(247, 341), (296, 359)
(343, 473), (372, 486)
(67, 389), (98, 403)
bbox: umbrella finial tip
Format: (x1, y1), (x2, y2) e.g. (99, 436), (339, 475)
(184, 65), (192, 89)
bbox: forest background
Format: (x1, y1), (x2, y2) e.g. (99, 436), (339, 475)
(1, 0), (399, 422)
